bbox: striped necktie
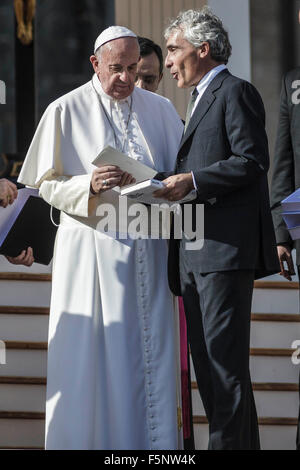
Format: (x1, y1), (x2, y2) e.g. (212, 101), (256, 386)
(184, 88), (199, 133)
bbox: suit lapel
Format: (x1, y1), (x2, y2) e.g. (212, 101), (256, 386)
(180, 69), (230, 149)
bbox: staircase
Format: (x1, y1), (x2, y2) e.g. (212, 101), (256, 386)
(0, 257), (50, 449)
(0, 257), (299, 450)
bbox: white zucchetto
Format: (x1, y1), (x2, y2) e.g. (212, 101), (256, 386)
(94, 26), (137, 53)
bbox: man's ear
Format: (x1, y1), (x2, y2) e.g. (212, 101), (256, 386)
(197, 42), (210, 59)
(90, 55), (99, 73)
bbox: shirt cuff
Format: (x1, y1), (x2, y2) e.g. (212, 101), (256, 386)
(191, 171), (197, 190)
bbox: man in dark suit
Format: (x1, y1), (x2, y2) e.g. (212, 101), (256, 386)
(271, 66), (300, 283)
(270, 66), (300, 450)
(155, 7), (280, 450)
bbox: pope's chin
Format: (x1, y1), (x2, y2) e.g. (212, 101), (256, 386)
(112, 85), (132, 100)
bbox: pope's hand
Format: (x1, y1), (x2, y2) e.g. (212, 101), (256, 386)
(90, 166), (135, 194)
(118, 172), (136, 187)
(0, 179), (18, 208)
(153, 173), (194, 201)
(6, 247), (35, 267)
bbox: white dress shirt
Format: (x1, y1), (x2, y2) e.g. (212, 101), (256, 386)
(191, 64), (227, 118)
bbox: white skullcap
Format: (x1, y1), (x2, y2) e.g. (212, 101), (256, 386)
(94, 26), (137, 53)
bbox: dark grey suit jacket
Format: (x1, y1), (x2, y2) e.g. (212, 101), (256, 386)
(271, 67), (300, 266)
(166, 69), (279, 295)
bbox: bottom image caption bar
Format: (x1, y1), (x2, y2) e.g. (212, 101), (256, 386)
(102, 452), (198, 465)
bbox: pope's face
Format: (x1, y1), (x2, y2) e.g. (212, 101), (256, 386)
(91, 37), (140, 100)
(135, 52), (162, 93)
(165, 30), (202, 89)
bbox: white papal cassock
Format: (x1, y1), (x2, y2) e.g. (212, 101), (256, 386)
(18, 74), (184, 450)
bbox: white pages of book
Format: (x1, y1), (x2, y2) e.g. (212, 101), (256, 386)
(92, 146), (157, 184)
(93, 146), (197, 205)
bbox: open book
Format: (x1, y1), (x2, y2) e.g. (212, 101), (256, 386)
(93, 146), (197, 205)
(92, 145), (157, 184)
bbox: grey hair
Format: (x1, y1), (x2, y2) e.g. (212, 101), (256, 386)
(164, 7), (232, 64)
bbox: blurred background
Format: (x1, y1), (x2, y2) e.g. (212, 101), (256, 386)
(0, 0), (300, 179)
(0, 1), (299, 451)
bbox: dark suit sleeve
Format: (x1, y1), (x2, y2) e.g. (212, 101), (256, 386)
(154, 171), (174, 181)
(193, 81), (269, 200)
(270, 76), (294, 246)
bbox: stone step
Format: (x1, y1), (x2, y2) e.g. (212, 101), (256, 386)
(0, 314), (49, 342)
(250, 316), (300, 349)
(0, 418), (45, 449)
(0, 349), (47, 377)
(193, 423), (298, 450)
(0, 383), (46, 412)
(0, 280), (51, 307)
(0, 411), (296, 450)
(1, 310), (299, 346)
(2, 341), (298, 380)
(1, 308), (299, 344)
(191, 389), (299, 418)
(252, 281), (299, 314)
(190, 352), (299, 384)
(2, 380), (297, 418)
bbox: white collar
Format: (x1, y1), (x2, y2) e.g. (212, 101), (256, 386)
(195, 64), (227, 95)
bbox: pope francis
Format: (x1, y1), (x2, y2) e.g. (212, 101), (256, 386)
(18, 26), (184, 450)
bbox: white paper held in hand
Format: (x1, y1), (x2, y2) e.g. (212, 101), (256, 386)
(92, 145), (157, 184)
(92, 146), (197, 205)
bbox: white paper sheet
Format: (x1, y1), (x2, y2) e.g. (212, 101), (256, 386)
(92, 146), (157, 184)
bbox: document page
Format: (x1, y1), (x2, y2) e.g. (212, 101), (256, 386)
(92, 146), (157, 184)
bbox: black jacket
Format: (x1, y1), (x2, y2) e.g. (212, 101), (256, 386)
(271, 67), (300, 266)
(164, 69), (280, 295)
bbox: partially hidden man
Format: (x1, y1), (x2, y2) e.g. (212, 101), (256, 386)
(270, 10), (300, 448)
(18, 26), (184, 450)
(155, 8), (280, 450)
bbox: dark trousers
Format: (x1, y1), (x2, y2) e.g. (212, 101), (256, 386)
(179, 246), (260, 450)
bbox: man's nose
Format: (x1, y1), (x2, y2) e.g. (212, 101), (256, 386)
(165, 54), (172, 68)
(119, 70), (130, 82)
